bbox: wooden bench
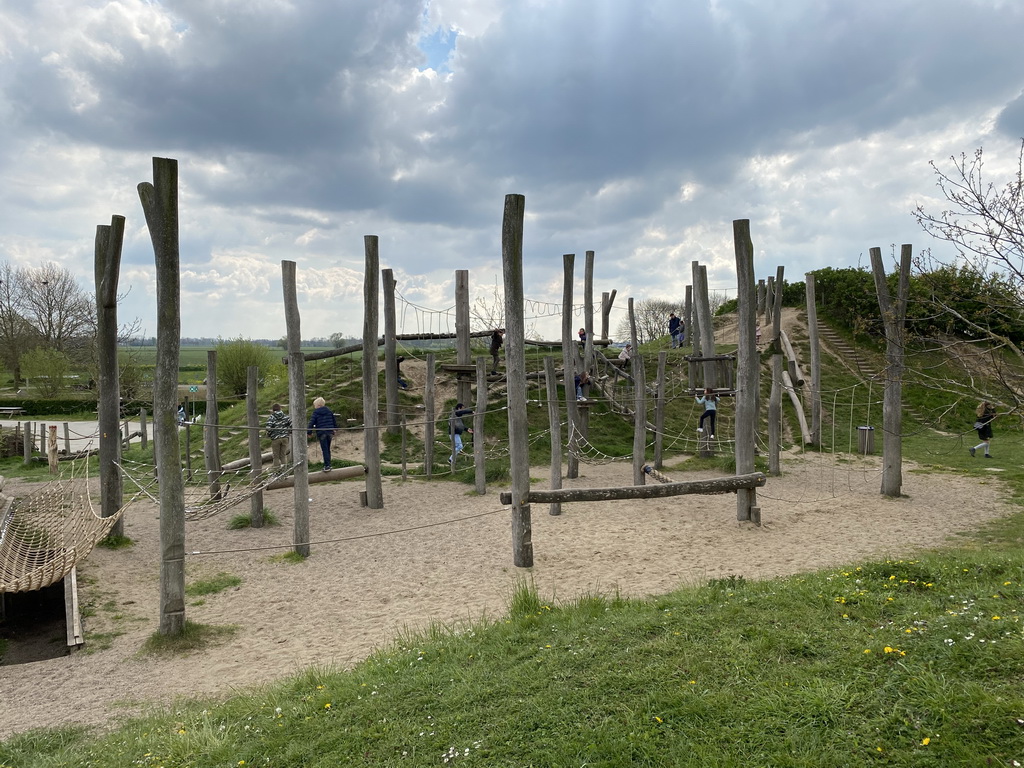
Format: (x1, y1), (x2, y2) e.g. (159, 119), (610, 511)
(0, 406), (25, 418)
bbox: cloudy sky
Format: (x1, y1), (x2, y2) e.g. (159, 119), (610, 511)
(1, 0), (1022, 341)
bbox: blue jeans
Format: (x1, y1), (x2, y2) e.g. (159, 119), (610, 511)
(318, 435), (333, 470)
(450, 432), (464, 461)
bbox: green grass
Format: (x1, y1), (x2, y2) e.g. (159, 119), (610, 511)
(184, 572), (242, 597)
(6, 326), (1024, 765)
(139, 620), (238, 656)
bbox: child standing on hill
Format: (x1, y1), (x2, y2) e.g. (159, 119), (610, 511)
(696, 388), (719, 438)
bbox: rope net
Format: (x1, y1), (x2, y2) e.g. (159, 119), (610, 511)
(0, 465), (125, 594)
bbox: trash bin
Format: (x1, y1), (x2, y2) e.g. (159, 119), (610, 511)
(857, 426), (875, 455)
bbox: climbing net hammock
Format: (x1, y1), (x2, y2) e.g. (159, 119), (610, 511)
(0, 463), (128, 594)
(117, 459), (302, 522)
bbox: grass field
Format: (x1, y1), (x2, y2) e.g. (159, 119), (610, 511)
(2, 328), (1024, 765)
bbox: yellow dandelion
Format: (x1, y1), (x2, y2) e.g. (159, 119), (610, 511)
(864, 649), (872, 654)
(177, 729), (186, 735)
(921, 737), (930, 746)
(654, 716), (663, 723)
(689, 680), (696, 684)
(884, 646), (894, 654)
(324, 703), (332, 709)
(992, 616), (1001, 620)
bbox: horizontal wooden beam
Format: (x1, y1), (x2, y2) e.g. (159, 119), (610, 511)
(498, 472), (766, 506)
(265, 465), (366, 489)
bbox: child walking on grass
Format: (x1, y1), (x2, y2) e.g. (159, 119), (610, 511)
(970, 400), (996, 458)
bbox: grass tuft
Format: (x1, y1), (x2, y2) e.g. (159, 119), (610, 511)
(140, 621), (238, 656)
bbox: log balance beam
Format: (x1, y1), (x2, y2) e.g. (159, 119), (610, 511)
(265, 465), (366, 490)
(498, 472), (766, 506)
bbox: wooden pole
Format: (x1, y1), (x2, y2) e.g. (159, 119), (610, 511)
(47, 425), (58, 474)
(139, 409), (148, 451)
(362, 236), (385, 509)
(281, 260), (310, 556)
(584, 251), (595, 375)
(94, 215), (125, 537)
(733, 220), (758, 522)
(768, 266), (785, 477)
(562, 254), (580, 480)
(654, 350), (667, 469)
(455, 269), (471, 407)
(694, 265), (717, 389)
(400, 412), (407, 481)
(544, 355), (562, 516)
(63, 422), (71, 456)
(204, 350), (223, 500)
(266, 465), (366, 490)
(683, 284), (693, 349)
(628, 298), (646, 485)
(424, 352), (436, 477)
(382, 268), (400, 436)
(601, 289), (616, 342)
(246, 365), (264, 528)
(690, 261), (701, 358)
(501, 194), (533, 567)
(870, 244), (911, 497)
(138, 156), (185, 636)
(474, 356), (487, 494)
(805, 273), (822, 447)
(499, 472), (767, 505)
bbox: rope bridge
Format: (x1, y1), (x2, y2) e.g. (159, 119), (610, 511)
(0, 470), (125, 594)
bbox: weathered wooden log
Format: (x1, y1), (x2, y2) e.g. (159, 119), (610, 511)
(782, 370), (812, 445)
(265, 465), (366, 490)
(499, 472), (766, 505)
(779, 330), (806, 387)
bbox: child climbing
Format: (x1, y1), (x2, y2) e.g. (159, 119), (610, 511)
(696, 388), (719, 438)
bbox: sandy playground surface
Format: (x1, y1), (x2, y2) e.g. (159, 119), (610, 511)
(0, 449), (1016, 739)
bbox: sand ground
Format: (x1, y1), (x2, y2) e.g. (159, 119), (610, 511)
(0, 450), (1012, 739)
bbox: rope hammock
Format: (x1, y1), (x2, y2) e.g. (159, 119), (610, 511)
(117, 459), (302, 522)
(0, 464), (126, 594)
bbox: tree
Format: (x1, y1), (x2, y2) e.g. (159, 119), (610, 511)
(0, 263), (33, 385)
(20, 348), (72, 397)
(216, 337), (284, 397)
(914, 140), (1024, 410)
(20, 263), (95, 359)
(614, 298), (681, 345)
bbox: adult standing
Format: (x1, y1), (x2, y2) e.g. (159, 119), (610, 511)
(668, 313), (682, 348)
(307, 396), (338, 472)
(489, 328), (505, 374)
(265, 403), (292, 471)
(969, 400), (996, 458)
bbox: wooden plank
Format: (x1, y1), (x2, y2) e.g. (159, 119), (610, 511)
(64, 567), (85, 649)
(499, 472), (767, 505)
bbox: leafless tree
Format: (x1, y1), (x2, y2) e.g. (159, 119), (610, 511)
(614, 298), (681, 345)
(0, 263), (33, 385)
(20, 263), (95, 359)
(914, 140), (1024, 411)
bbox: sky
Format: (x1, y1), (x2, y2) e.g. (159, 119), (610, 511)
(1, 0), (1023, 342)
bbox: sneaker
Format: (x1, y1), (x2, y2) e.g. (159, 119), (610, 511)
(578, 396), (586, 402)
(969, 447), (976, 457)
(322, 466), (330, 472)
(697, 427), (704, 433)
(710, 435), (715, 439)
(985, 454), (992, 459)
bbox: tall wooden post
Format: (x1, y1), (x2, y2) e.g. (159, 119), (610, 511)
(584, 251), (596, 374)
(694, 265), (717, 388)
(382, 268), (400, 436)
(424, 352), (436, 477)
(139, 409), (148, 451)
(474, 357), (487, 494)
(246, 365), (264, 528)
(455, 270), (471, 406)
(733, 220), (758, 521)
(870, 244), (911, 497)
(281, 260), (310, 556)
(138, 156), (185, 636)
(204, 351), (223, 500)
(690, 261), (702, 358)
(805, 272), (822, 447)
(363, 236), (385, 509)
(628, 299), (646, 485)
(601, 289), (616, 341)
(683, 285), (693, 349)
(501, 194), (533, 567)
(654, 351), (667, 468)
(544, 355), (562, 516)
(768, 266), (785, 476)
(47, 425), (58, 474)
(95, 214), (125, 537)
(561, 254), (580, 480)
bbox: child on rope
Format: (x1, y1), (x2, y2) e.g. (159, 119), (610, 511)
(449, 403), (474, 465)
(696, 387), (719, 438)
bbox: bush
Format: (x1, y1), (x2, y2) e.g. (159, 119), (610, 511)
(215, 338), (285, 397)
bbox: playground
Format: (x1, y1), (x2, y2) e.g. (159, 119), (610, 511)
(0, 450), (1015, 738)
